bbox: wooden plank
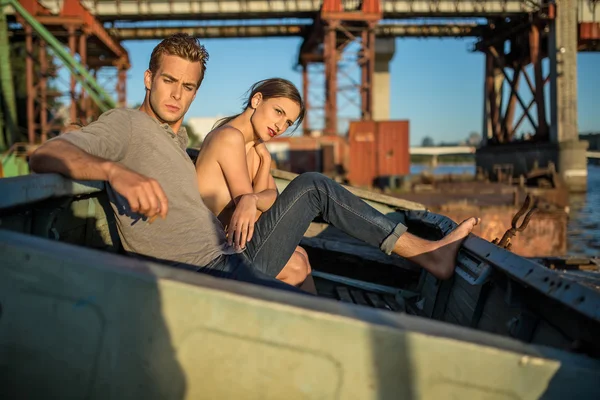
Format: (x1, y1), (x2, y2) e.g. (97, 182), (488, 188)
(382, 294), (405, 312)
(365, 292), (392, 310)
(349, 290), (370, 306)
(335, 286), (354, 303)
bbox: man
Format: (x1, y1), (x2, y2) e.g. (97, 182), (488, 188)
(30, 33), (479, 294)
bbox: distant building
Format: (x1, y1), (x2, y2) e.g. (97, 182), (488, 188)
(186, 116), (224, 143)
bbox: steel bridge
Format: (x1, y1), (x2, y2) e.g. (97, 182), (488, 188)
(35, 0), (547, 19)
(0, 0), (599, 190)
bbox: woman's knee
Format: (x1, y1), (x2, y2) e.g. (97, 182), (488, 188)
(289, 251), (310, 276)
(294, 171), (328, 188)
(277, 251), (310, 285)
(295, 246), (311, 274)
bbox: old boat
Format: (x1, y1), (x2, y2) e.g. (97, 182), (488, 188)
(0, 161), (599, 399)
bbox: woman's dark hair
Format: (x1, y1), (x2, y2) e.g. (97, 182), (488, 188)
(213, 78), (306, 132)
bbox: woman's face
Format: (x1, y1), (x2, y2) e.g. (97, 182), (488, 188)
(250, 94), (301, 142)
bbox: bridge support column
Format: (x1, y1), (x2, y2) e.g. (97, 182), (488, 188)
(476, 3), (588, 192)
(548, 0), (587, 191)
(373, 38), (395, 121)
(480, 52), (503, 146)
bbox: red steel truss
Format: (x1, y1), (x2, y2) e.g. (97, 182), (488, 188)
(14, 0), (129, 143)
(299, 0), (382, 136)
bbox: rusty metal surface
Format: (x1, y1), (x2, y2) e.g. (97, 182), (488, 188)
(347, 120), (410, 186)
(579, 22), (600, 51)
(389, 178), (569, 257)
(492, 194), (538, 250)
(348, 120), (377, 186)
(377, 120), (410, 177)
(435, 206), (566, 257)
(104, 23), (488, 41)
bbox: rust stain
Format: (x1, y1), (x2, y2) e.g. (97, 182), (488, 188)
(438, 207), (567, 257)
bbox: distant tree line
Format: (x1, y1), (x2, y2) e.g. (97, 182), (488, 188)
(421, 131), (482, 147)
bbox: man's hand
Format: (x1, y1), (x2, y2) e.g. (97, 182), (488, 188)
(105, 162), (169, 221)
(254, 143), (271, 164)
(228, 194), (258, 250)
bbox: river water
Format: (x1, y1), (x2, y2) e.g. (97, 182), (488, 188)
(410, 164), (600, 258)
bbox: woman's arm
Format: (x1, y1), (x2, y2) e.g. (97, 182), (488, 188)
(250, 143), (278, 221)
(210, 128), (276, 248)
(252, 143), (277, 195)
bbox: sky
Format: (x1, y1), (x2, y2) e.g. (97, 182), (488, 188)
(118, 37), (600, 146)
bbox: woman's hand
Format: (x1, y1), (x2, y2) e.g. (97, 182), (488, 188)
(228, 194), (258, 250)
(254, 143), (271, 164)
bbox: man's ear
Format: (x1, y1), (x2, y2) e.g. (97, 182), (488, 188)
(144, 70), (153, 91)
(251, 92), (263, 109)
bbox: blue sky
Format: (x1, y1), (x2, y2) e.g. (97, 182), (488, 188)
(120, 37), (600, 146)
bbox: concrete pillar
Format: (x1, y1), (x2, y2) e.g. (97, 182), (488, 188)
(372, 38), (395, 121)
(481, 55), (504, 146)
(548, 0), (588, 191)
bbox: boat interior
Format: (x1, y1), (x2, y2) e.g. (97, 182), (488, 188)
(1, 154), (600, 398)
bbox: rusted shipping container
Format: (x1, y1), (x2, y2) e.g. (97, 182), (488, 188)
(377, 120), (410, 177)
(348, 120), (410, 187)
(580, 22), (600, 40)
(348, 121), (377, 186)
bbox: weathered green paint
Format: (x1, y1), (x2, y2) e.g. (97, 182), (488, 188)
(0, 173), (104, 209)
(1, 229), (599, 399)
(1, 169), (599, 398)
(0, 150), (29, 177)
(5, 0), (115, 112)
(0, 2), (17, 150)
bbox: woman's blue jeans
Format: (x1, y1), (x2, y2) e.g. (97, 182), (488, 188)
(203, 172), (408, 293)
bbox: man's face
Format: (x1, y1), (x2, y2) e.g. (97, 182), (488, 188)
(144, 54), (202, 128)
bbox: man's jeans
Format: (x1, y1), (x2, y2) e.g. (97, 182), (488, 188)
(202, 172), (408, 293)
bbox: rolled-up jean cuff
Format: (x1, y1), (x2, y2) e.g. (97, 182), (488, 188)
(380, 222), (408, 255)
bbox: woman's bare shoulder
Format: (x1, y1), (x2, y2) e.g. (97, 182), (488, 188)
(205, 125), (245, 148)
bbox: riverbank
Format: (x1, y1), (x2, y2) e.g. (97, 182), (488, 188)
(410, 163), (598, 258)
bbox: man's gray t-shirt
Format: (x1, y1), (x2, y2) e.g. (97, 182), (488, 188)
(56, 108), (230, 267)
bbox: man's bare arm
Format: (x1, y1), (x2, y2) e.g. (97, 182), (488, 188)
(30, 139), (114, 181)
(30, 140), (169, 220)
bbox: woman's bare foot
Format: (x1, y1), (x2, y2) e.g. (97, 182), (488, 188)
(393, 217), (480, 280)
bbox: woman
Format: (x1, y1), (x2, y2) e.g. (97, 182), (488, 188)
(195, 78), (315, 291)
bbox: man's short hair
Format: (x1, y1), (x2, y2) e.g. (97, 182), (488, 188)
(149, 33), (209, 87)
